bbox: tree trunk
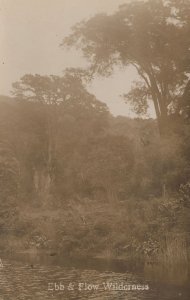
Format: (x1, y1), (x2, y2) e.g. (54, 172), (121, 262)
(33, 168), (51, 200)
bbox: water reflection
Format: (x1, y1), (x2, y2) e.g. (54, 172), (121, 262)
(144, 262), (189, 286)
(0, 254), (189, 300)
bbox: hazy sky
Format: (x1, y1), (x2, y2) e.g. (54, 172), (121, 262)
(0, 0), (154, 117)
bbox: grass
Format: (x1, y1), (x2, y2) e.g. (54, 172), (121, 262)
(158, 233), (188, 265)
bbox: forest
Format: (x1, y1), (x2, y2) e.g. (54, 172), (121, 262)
(0, 0), (190, 269)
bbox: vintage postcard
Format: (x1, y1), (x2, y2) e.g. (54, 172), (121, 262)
(0, 0), (190, 299)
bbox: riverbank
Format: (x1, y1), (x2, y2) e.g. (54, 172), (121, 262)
(1, 196), (189, 269)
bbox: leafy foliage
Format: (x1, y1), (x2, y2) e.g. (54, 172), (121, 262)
(123, 81), (150, 116)
(63, 0), (190, 133)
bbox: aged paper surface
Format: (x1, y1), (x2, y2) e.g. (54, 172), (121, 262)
(0, 0), (190, 299)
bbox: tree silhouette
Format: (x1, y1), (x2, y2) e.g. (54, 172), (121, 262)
(63, 0), (190, 134)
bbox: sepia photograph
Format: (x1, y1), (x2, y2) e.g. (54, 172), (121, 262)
(0, 0), (190, 299)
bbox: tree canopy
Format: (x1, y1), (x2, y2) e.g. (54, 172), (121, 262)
(63, 0), (190, 134)
(11, 72), (109, 200)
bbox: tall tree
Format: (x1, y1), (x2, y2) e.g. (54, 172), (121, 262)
(12, 71), (109, 201)
(63, 0), (190, 134)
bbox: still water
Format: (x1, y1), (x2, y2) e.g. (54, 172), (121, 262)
(0, 253), (189, 300)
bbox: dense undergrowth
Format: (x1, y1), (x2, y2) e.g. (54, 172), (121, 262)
(0, 94), (190, 268)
